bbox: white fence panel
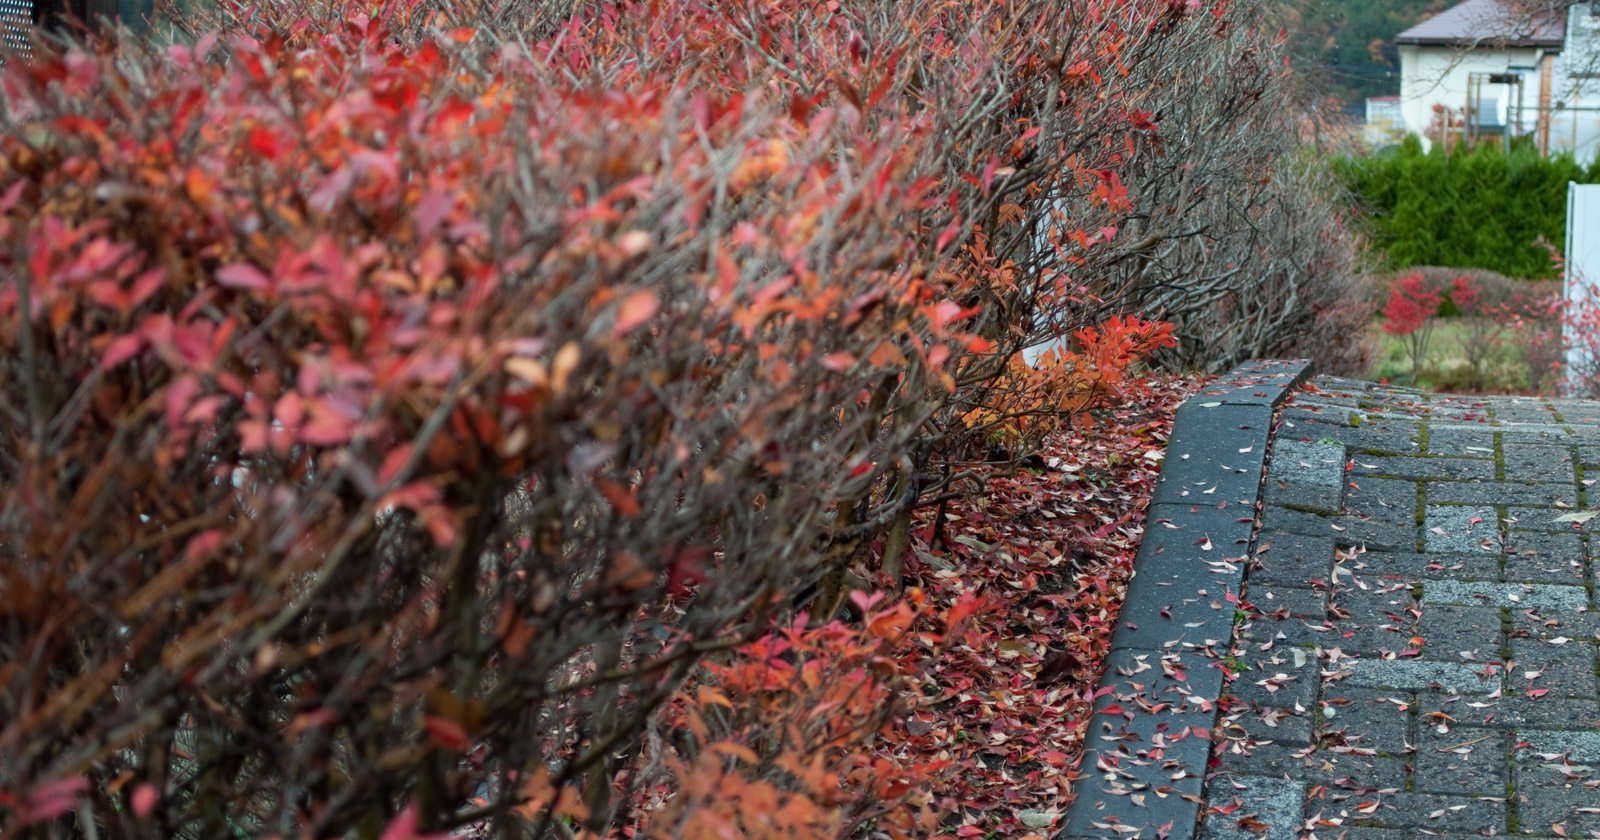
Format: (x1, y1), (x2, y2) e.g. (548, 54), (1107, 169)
(1566, 183), (1600, 392)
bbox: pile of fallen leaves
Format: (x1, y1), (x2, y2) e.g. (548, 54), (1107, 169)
(878, 372), (1208, 838)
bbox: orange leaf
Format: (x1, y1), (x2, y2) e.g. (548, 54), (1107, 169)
(614, 290), (659, 335)
(868, 603), (914, 639)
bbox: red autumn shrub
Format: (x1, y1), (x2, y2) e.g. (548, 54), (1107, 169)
(1446, 276), (1514, 390)
(0, 0), (1358, 836)
(1382, 271), (1443, 385)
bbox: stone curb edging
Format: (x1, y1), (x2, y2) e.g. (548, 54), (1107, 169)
(1059, 359), (1312, 840)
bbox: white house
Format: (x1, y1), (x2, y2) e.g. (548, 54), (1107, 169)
(1395, 0), (1564, 150)
(1548, 3), (1600, 160)
(1363, 95), (1404, 146)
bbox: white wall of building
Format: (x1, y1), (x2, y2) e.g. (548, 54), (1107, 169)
(1398, 43), (1545, 150)
(1565, 183), (1600, 389)
(1551, 5), (1600, 161)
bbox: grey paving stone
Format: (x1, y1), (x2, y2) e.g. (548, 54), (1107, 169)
(1509, 608), (1600, 642)
(1217, 705), (1315, 746)
(1491, 397), (1556, 415)
(1363, 381), (1428, 398)
(1515, 729), (1600, 762)
(1245, 585), (1327, 621)
(1260, 506), (1417, 553)
(1416, 404), (1496, 423)
(1512, 762), (1600, 836)
(1318, 687), (1414, 750)
(1413, 726), (1508, 796)
(1267, 444), (1344, 512)
(1424, 481), (1578, 507)
(1503, 442), (1578, 484)
(1279, 415), (1423, 456)
(1494, 415), (1561, 431)
(1425, 426), (1498, 457)
(1508, 638), (1599, 699)
(1505, 506), (1592, 533)
(1323, 586), (1421, 656)
(1313, 374), (1379, 390)
(1418, 605), (1503, 662)
(1422, 580), (1590, 611)
(1417, 692), (1600, 730)
(1250, 531), (1338, 587)
(1280, 405), (1354, 427)
(1233, 614), (1344, 654)
(1167, 381), (1600, 840)
(1547, 399), (1600, 422)
(1503, 527), (1586, 558)
(1264, 481), (1344, 516)
(1225, 648), (1321, 710)
(1353, 456), (1496, 482)
(1271, 440), (1347, 485)
(1212, 740), (1406, 790)
(1353, 403), (1428, 422)
(1322, 623), (1419, 658)
(1502, 531), (1586, 584)
(1341, 551), (1501, 584)
(1499, 416), (1577, 433)
(1330, 584), (1418, 620)
(1340, 793), (1506, 831)
(1338, 659), (1500, 694)
(1344, 477), (1419, 521)
(1201, 776), (1306, 840)
(1495, 425), (1573, 442)
(1423, 505), (1501, 554)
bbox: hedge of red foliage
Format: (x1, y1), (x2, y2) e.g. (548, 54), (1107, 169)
(0, 0), (1348, 836)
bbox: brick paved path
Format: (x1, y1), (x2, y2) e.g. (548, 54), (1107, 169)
(1209, 377), (1600, 840)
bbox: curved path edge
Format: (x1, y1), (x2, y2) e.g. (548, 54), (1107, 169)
(1059, 359), (1313, 840)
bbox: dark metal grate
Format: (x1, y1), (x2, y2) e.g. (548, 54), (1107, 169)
(0, 0), (32, 59)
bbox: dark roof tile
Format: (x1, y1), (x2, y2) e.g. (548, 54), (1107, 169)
(1395, 0), (1564, 47)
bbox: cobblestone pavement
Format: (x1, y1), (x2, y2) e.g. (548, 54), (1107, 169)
(1209, 377), (1600, 840)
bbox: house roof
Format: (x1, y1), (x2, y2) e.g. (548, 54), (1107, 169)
(1395, 0), (1565, 48)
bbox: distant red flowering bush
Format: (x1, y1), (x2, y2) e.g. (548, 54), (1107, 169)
(1382, 271), (1442, 384)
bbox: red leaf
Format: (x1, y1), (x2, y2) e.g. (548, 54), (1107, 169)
(215, 262), (271, 290)
(102, 334), (143, 369)
(165, 373), (201, 428)
(380, 806), (421, 840)
(424, 715), (470, 751)
(945, 593), (987, 628)
(130, 783), (158, 818)
(23, 777), (88, 824)
(850, 590), (886, 614)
